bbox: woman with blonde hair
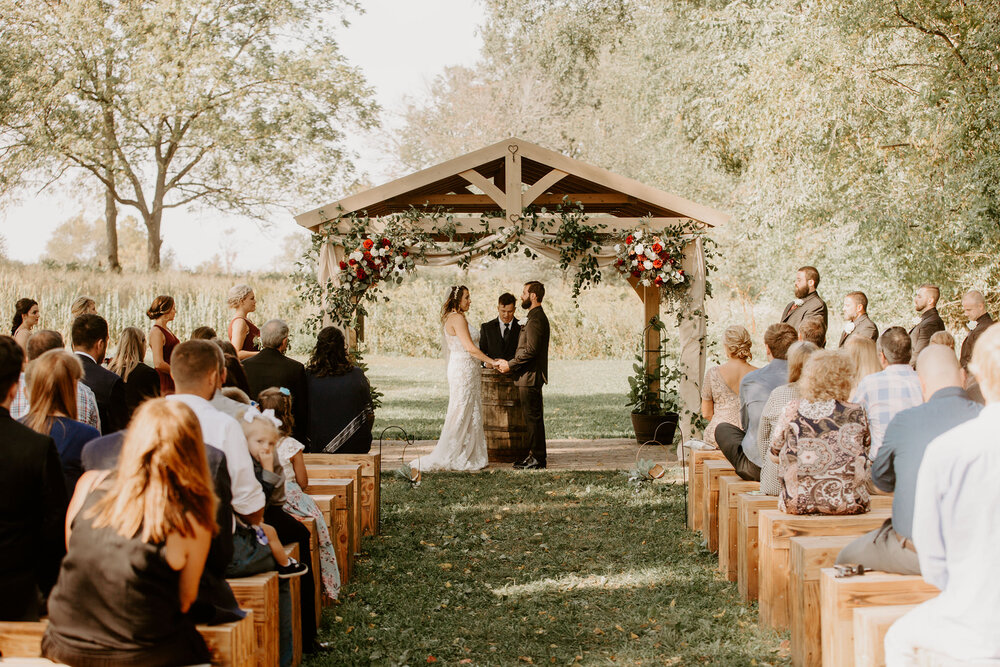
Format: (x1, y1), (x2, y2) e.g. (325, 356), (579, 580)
(147, 295), (180, 395)
(227, 284), (260, 360)
(701, 325), (756, 447)
(108, 327), (160, 419)
(929, 330), (956, 351)
(41, 399), (216, 667)
(770, 350), (871, 515)
(844, 336), (881, 392)
(21, 350), (100, 493)
(70, 296), (97, 320)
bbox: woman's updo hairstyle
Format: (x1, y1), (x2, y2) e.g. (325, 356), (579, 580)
(11, 298), (37, 335)
(227, 284), (254, 309)
(723, 325), (753, 362)
(440, 285), (468, 323)
(146, 295), (175, 321)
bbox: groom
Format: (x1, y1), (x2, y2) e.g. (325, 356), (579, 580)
(497, 281), (550, 469)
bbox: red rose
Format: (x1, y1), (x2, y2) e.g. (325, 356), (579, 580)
(362, 238), (374, 250)
(338, 261), (347, 270)
(625, 235), (634, 244)
(679, 269), (684, 275)
(356, 268), (366, 279)
(653, 259), (663, 269)
(616, 259), (624, 266)
(348, 259), (356, 266)
(381, 238), (390, 247)
(652, 243), (663, 253)
(655, 276), (664, 285)
(402, 251), (409, 257)
(631, 270), (641, 278)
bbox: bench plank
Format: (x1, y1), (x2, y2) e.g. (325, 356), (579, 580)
(737, 492), (779, 601)
(718, 478), (759, 581)
(686, 448), (726, 531)
(854, 604), (918, 667)
(303, 453), (380, 536)
(227, 570), (279, 667)
(790, 535), (857, 667)
(702, 460), (735, 552)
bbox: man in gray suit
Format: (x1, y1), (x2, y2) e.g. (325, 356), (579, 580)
(838, 291), (879, 347)
(780, 266), (828, 346)
(497, 281), (550, 469)
(909, 284), (945, 364)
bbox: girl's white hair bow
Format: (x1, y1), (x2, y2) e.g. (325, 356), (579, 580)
(243, 407), (283, 429)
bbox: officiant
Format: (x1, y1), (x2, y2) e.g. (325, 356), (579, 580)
(479, 292), (521, 361)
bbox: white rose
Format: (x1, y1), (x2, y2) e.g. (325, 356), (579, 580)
(635, 230), (643, 239)
(349, 250), (362, 262)
(634, 243), (645, 254)
(372, 257), (381, 266)
(641, 278), (651, 287)
(614, 244), (621, 253)
(645, 248), (656, 260)
(395, 255), (404, 265)
(378, 247), (387, 257)
(631, 259), (638, 267)
(643, 260), (653, 270)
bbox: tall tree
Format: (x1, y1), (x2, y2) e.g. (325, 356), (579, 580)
(0, 0), (378, 271)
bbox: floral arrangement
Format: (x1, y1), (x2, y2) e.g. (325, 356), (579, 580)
(613, 229), (686, 288)
(336, 236), (416, 291)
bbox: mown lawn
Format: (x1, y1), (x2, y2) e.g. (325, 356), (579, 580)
(307, 471), (789, 666)
(368, 357), (635, 441)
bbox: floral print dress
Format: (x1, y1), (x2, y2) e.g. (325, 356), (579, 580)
(276, 436), (341, 600)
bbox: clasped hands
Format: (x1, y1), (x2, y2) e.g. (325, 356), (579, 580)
(491, 358), (511, 373)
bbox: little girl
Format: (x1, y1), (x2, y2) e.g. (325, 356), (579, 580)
(258, 387), (341, 601)
(240, 410), (308, 579)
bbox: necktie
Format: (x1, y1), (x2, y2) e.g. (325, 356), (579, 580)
(502, 323), (509, 341)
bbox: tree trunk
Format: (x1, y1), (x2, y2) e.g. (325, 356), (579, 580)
(104, 175), (120, 272)
(144, 208), (162, 272)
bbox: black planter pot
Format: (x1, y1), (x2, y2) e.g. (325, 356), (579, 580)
(630, 411), (679, 447)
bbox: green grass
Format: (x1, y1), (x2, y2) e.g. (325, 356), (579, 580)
(306, 472), (789, 666)
(368, 357), (635, 440)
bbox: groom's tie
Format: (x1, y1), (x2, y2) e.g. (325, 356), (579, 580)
(502, 322), (509, 343)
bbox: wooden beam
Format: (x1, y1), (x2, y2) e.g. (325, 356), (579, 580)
(458, 169), (506, 209)
(383, 192), (635, 209)
(505, 143), (522, 223)
(313, 215), (694, 237)
(522, 169), (568, 207)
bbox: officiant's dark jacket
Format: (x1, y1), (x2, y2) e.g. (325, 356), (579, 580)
(838, 313), (879, 348)
(243, 347), (310, 444)
(479, 317), (521, 361)
(960, 313), (995, 370)
(507, 307), (549, 387)
(909, 307), (945, 364)
(780, 291), (828, 334)
(76, 352), (127, 435)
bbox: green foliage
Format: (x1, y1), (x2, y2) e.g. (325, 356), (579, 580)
(625, 316), (682, 416)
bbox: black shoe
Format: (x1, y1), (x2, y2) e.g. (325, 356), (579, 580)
(277, 557), (309, 579)
(518, 455), (545, 470)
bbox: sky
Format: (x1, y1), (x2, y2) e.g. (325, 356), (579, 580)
(0, 0), (485, 270)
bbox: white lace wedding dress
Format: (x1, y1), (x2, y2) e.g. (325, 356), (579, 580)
(412, 323), (489, 471)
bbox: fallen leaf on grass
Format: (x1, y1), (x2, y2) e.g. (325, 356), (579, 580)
(427, 656), (437, 663)
(439, 562), (453, 570)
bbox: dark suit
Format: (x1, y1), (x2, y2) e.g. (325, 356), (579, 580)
(507, 307), (550, 463)
(838, 313), (879, 348)
(0, 407), (68, 621)
(75, 352), (127, 435)
(479, 317), (521, 361)
(82, 432), (244, 625)
(960, 313), (995, 370)
(780, 291), (828, 339)
(909, 307), (945, 364)
(122, 362), (160, 420)
(243, 347), (309, 444)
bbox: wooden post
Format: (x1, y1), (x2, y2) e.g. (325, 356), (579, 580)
(627, 276), (662, 398)
(505, 141), (522, 224)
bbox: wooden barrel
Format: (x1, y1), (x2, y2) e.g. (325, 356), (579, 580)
(481, 368), (529, 463)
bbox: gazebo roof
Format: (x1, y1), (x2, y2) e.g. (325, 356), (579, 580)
(295, 137), (729, 232)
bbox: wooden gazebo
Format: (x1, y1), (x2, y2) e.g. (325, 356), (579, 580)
(295, 137), (729, 438)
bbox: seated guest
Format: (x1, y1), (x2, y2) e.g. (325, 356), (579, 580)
(797, 315), (827, 349)
(851, 327), (922, 458)
(909, 284), (945, 363)
(213, 338), (252, 395)
(928, 330), (955, 351)
(757, 341), (818, 495)
(838, 291), (878, 347)
(147, 295), (180, 395)
(11, 297), (40, 352)
(770, 350), (871, 515)
(227, 284), (260, 360)
(306, 326), (374, 454)
(837, 345), (981, 575)
(844, 336), (881, 393)
(958, 289), (994, 372)
(243, 319), (310, 443)
(72, 314), (128, 434)
(701, 325), (756, 448)
(0, 336), (68, 622)
(21, 350), (101, 493)
(479, 292), (521, 362)
(190, 326), (218, 341)
(69, 296), (97, 320)
(41, 400), (215, 666)
(221, 386), (252, 404)
(884, 326), (1000, 665)
(781, 266), (828, 342)
(11, 330), (101, 431)
(108, 327), (161, 419)
(716, 323), (798, 481)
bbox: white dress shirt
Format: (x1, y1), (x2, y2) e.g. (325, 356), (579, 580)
(166, 393), (265, 520)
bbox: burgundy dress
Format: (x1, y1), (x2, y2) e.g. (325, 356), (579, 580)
(228, 316), (260, 353)
(153, 325), (179, 395)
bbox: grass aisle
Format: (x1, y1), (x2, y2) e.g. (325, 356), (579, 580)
(308, 471), (789, 666)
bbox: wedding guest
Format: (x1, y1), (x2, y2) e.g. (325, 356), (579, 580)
(190, 326), (218, 340)
(147, 295), (180, 395)
(909, 284), (945, 363)
(221, 386), (252, 404)
(715, 323), (798, 481)
(928, 330), (955, 351)
(11, 330), (101, 432)
(770, 350), (871, 515)
(844, 336), (882, 392)
(11, 297), (40, 351)
(41, 400), (216, 667)
(884, 326), (1000, 665)
(837, 345), (981, 575)
(701, 325), (755, 448)
(69, 296), (97, 320)
(797, 316), (827, 349)
(756, 341), (818, 495)
(0, 336), (68, 622)
(305, 326), (373, 454)
(479, 292), (521, 361)
(108, 327), (161, 419)
(838, 291), (878, 347)
(227, 284), (260, 360)
(72, 314), (128, 434)
(243, 319), (309, 443)
(780, 266), (828, 344)
(208, 337), (252, 396)
(852, 327), (923, 457)
(958, 289), (994, 371)
(21, 350), (100, 493)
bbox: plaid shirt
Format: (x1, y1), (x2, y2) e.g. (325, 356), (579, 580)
(11, 372), (102, 432)
(851, 364), (922, 459)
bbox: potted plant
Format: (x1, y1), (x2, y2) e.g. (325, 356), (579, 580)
(626, 316), (681, 447)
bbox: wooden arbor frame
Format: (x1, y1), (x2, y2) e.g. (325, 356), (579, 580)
(295, 138), (729, 438)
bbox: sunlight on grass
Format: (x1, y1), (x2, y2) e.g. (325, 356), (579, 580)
(489, 566), (692, 598)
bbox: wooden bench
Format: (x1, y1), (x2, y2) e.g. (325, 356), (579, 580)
(790, 535), (857, 667)
(227, 570), (279, 667)
(303, 452), (381, 536)
(303, 466), (363, 556)
(820, 568), (939, 667)
(736, 492), (779, 601)
(718, 477), (759, 581)
(701, 459), (736, 552)
(298, 516), (324, 620)
(286, 544), (303, 667)
(854, 604), (918, 667)
(686, 448), (726, 532)
(758, 508), (891, 631)
(306, 482), (355, 584)
(0, 614), (255, 666)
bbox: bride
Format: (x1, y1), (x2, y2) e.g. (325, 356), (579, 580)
(413, 285), (499, 472)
